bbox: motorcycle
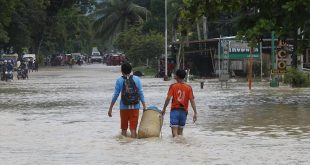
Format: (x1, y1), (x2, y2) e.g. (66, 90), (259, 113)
(5, 70), (13, 81)
(17, 68), (28, 80)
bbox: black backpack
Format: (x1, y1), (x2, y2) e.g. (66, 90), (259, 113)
(121, 75), (140, 105)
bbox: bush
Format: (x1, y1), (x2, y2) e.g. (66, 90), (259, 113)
(284, 68), (310, 87)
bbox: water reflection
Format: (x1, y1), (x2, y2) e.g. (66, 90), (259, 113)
(201, 104), (310, 138)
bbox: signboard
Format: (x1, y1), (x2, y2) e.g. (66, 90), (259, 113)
(229, 40), (260, 59)
(219, 38), (261, 59)
(271, 69), (287, 74)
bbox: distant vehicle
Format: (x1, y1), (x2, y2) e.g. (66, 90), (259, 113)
(2, 53), (18, 65)
(5, 70), (13, 81)
(71, 53), (81, 61)
(22, 54), (36, 62)
(91, 47), (100, 56)
(17, 68), (28, 80)
(90, 47), (102, 63)
(106, 54), (127, 66)
(91, 55), (103, 63)
(91, 51), (100, 56)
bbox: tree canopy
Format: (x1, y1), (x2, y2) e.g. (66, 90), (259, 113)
(180, 0), (310, 67)
(0, 0), (95, 56)
(114, 27), (164, 66)
(1, 0), (309, 68)
(93, 0), (149, 43)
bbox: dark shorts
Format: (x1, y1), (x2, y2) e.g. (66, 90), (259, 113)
(170, 109), (187, 128)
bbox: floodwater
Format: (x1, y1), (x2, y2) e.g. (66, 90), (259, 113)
(0, 64), (309, 165)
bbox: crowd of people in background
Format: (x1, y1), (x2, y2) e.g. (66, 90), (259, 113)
(43, 53), (128, 67)
(0, 58), (39, 81)
(0, 52), (130, 82)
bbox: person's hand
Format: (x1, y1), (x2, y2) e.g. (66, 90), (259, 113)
(193, 113), (197, 123)
(142, 102), (147, 112)
(162, 109), (166, 116)
(108, 108), (112, 117)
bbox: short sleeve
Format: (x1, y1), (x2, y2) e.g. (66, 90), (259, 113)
(167, 84), (174, 96)
(188, 86), (194, 99)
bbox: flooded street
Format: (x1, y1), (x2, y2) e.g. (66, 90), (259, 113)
(0, 64), (310, 165)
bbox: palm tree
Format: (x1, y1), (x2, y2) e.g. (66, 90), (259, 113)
(93, 0), (149, 42)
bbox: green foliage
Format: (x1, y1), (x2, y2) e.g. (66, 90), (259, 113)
(45, 8), (93, 54)
(0, 0), (95, 56)
(180, 0), (240, 24)
(237, 0), (310, 68)
(179, 0), (310, 69)
(236, 1), (309, 46)
(0, 0), (19, 43)
(141, 0), (164, 33)
(92, 0), (149, 44)
(114, 27), (164, 66)
(284, 68), (310, 87)
(2, 0), (49, 54)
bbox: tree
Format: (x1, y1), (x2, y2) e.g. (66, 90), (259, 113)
(0, 0), (19, 43)
(114, 27), (164, 66)
(180, 0), (310, 68)
(141, 0), (164, 33)
(235, 0), (310, 68)
(41, 0), (95, 55)
(45, 8), (92, 54)
(93, 0), (149, 44)
(2, 0), (49, 55)
(0, 0), (95, 56)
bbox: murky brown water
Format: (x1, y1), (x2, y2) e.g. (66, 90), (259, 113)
(0, 64), (309, 165)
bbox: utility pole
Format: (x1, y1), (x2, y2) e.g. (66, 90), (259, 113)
(249, 47), (253, 90)
(164, 0), (168, 80)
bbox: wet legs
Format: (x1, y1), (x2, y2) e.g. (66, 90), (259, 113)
(171, 127), (183, 137)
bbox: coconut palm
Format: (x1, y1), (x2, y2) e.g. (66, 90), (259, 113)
(93, 0), (149, 42)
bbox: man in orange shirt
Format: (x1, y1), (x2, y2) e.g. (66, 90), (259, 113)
(162, 69), (197, 137)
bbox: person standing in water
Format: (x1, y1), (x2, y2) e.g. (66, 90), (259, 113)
(162, 69), (197, 137)
(108, 63), (146, 138)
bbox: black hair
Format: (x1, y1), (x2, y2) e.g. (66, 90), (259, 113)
(121, 62), (132, 75)
(176, 69), (186, 79)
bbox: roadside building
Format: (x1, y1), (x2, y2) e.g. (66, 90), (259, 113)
(171, 37), (309, 78)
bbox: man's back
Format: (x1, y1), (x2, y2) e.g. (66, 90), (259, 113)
(112, 75), (145, 110)
(168, 82), (194, 112)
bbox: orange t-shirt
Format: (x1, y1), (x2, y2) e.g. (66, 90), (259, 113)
(167, 82), (194, 112)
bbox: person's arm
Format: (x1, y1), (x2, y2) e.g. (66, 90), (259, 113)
(108, 101), (116, 117)
(108, 78), (121, 117)
(162, 95), (172, 116)
(190, 98), (197, 123)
